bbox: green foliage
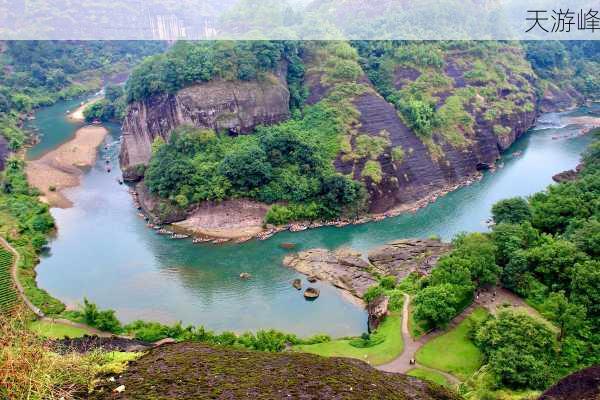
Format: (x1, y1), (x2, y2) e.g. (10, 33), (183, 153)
(145, 95), (366, 225)
(126, 41), (298, 103)
(81, 298), (121, 333)
(413, 283), (472, 329)
(363, 285), (385, 303)
(83, 99), (114, 122)
(0, 159), (62, 315)
(474, 310), (556, 389)
(362, 160), (383, 183)
(491, 197), (532, 225)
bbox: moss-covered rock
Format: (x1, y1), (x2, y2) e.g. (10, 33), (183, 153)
(90, 342), (461, 399)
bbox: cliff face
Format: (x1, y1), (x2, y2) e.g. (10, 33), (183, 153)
(121, 44), (540, 216)
(120, 69), (290, 180)
(309, 47), (538, 213)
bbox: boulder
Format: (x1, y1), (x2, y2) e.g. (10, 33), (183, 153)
(304, 287), (320, 300)
(292, 278), (302, 290)
(283, 248), (376, 300)
(367, 295), (389, 332)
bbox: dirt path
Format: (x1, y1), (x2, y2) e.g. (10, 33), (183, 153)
(376, 293), (470, 385)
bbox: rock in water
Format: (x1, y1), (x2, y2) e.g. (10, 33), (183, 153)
(283, 248), (376, 300)
(292, 278), (302, 290)
(304, 287), (320, 300)
(367, 295), (389, 332)
(280, 242), (296, 249)
(239, 272), (251, 280)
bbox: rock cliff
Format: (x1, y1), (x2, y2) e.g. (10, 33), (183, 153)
(306, 47), (538, 213)
(120, 69), (290, 180)
(121, 43), (541, 216)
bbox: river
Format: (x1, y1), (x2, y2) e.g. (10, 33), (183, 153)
(32, 100), (597, 337)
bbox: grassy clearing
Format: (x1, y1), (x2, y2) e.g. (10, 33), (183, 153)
(416, 307), (488, 381)
(407, 368), (451, 387)
(293, 313), (403, 366)
(29, 319), (90, 339)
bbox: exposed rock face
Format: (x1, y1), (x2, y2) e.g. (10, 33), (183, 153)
(552, 163), (582, 183)
(368, 239), (452, 280)
(309, 53), (538, 214)
(0, 135), (8, 171)
(120, 69), (290, 180)
(90, 342), (461, 400)
(368, 295), (389, 332)
(283, 239), (450, 301)
(539, 83), (583, 113)
(283, 248), (376, 299)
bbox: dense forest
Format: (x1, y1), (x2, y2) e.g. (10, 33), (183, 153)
(364, 132), (600, 395)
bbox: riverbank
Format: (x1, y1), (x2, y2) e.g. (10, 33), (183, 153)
(67, 97), (101, 122)
(137, 171), (485, 244)
(26, 125), (108, 208)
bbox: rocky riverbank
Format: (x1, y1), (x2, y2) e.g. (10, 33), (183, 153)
(283, 238), (451, 302)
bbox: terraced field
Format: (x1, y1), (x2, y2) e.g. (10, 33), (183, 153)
(0, 247), (17, 313)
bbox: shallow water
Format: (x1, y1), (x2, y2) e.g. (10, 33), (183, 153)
(33, 103), (597, 337)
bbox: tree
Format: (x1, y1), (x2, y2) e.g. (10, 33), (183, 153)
(413, 283), (470, 328)
(570, 260), (600, 319)
(567, 218), (600, 257)
(451, 232), (500, 287)
(491, 197), (531, 225)
(104, 84), (123, 102)
(542, 291), (586, 342)
(474, 310), (555, 389)
(218, 145), (272, 191)
(526, 238), (588, 292)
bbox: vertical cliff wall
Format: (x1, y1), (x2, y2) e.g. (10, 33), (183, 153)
(120, 71), (290, 180)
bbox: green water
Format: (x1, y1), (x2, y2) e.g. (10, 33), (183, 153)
(33, 103), (597, 337)
(25, 96), (96, 160)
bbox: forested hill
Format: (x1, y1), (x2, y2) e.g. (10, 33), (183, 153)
(119, 40), (597, 225)
(0, 41), (165, 169)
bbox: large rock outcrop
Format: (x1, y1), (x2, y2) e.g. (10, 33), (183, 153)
(368, 239), (452, 280)
(308, 50), (538, 214)
(283, 239), (451, 301)
(90, 342), (460, 400)
(120, 69), (290, 180)
(283, 248), (376, 299)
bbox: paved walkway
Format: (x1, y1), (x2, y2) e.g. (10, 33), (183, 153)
(376, 293), (475, 385)
(376, 286), (550, 385)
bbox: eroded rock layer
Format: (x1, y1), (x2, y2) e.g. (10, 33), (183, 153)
(120, 70), (290, 180)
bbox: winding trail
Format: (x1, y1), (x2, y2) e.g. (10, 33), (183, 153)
(376, 293), (470, 385)
(377, 288), (548, 385)
(0, 235), (112, 337)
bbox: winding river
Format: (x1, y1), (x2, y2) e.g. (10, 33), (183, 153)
(31, 99), (597, 337)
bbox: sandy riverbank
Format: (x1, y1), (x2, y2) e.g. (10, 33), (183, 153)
(67, 97), (101, 122)
(26, 125), (108, 208)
